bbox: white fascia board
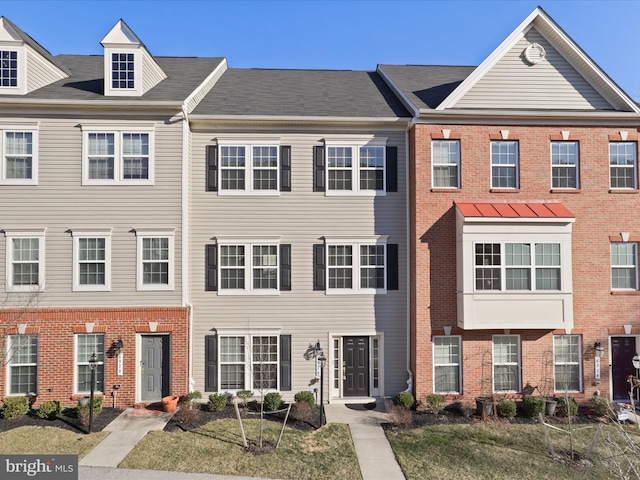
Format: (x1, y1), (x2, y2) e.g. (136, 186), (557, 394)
(183, 58), (228, 113)
(376, 65), (420, 117)
(416, 108), (640, 124)
(188, 114), (410, 125)
(462, 216), (575, 224)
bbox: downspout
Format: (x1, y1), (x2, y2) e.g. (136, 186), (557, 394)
(181, 104), (195, 392)
(404, 125), (414, 394)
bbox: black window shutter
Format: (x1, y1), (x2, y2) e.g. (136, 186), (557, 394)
(313, 244), (326, 291)
(386, 146), (398, 192)
(280, 146), (291, 192)
(313, 146), (325, 192)
(205, 335), (218, 392)
(280, 335), (292, 391)
(280, 244), (292, 291)
(387, 243), (399, 290)
(206, 145), (218, 192)
(205, 244), (218, 291)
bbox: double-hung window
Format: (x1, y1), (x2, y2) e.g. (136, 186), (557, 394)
(218, 334), (279, 391)
(611, 242), (638, 290)
(219, 145), (279, 193)
(474, 242), (561, 291)
(551, 141), (579, 189)
(76, 334), (105, 393)
(219, 243), (279, 293)
(326, 144), (385, 193)
(136, 230), (175, 291)
(5, 230), (45, 292)
(433, 336), (462, 394)
(328, 243), (386, 292)
(8, 334), (37, 395)
(553, 335), (581, 392)
(82, 128), (154, 184)
(0, 129), (38, 184)
(610, 142), (637, 189)
(72, 230), (111, 291)
(493, 335), (520, 393)
(432, 140), (460, 188)
(491, 141), (518, 189)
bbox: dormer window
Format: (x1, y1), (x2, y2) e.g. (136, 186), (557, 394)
(111, 53), (134, 90)
(0, 50), (17, 87)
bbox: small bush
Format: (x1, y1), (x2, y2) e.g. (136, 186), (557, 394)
(522, 395), (545, 417)
(1, 396), (29, 419)
(424, 394), (446, 414)
(207, 393), (228, 412)
(263, 392), (283, 411)
(294, 391), (316, 409)
(459, 401), (476, 418)
(37, 400), (62, 419)
(76, 396), (103, 427)
(496, 398), (517, 418)
(184, 391), (202, 402)
(171, 405), (201, 428)
(291, 401), (312, 421)
(236, 390), (253, 407)
(393, 391), (415, 409)
(590, 395), (613, 417)
(388, 405), (413, 430)
(556, 396), (578, 418)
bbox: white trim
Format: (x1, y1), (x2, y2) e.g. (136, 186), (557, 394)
(431, 139), (460, 189)
(324, 239), (388, 295)
(72, 233), (112, 292)
(433, 335), (462, 394)
(550, 140), (579, 190)
(74, 333), (105, 395)
(324, 141), (387, 196)
(136, 232), (175, 291)
(492, 334), (521, 394)
(6, 334), (37, 396)
(103, 47), (142, 97)
(217, 143), (281, 195)
(216, 241), (281, 295)
(0, 128), (38, 185)
(552, 334), (582, 393)
(0, 46), (26, 96)
(5, 229), (45, 292)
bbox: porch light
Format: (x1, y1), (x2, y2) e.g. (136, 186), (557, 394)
(112, 337), (124, 355)
(594, 342), (605, 357)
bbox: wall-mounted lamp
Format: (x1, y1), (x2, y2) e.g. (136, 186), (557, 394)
(112, 337), (124, 355)
(594, 341), (605, 357)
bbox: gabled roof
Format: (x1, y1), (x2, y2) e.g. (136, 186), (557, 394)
(437, 6), (639, 113)
(100, 19), (144, 47)
(0, 16), (71, 76)
(0, 55), (224, 103)
(192, 68), (411, 119)
(455, 201), (575, 219)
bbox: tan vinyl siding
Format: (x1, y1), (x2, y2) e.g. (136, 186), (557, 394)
(141, 50), (167, 94)
(455, 28), (613, 110)
(189, 127), (408, 398)
(25, 46), (66, 94)
(0, 113), (184, 307)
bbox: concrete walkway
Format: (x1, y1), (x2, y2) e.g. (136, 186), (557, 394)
(79, 400), (404, 480)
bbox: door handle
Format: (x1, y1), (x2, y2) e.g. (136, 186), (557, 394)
(343, 361), (346, 380)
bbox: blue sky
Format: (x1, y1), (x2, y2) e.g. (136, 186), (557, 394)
(2, 0), (640, 99)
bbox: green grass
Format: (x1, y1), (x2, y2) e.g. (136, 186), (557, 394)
(121, 419), (361, 480)
(0, 426), (108, 458)
(386, 422), (640, 480)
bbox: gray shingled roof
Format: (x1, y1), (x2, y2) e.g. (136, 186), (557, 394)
(2, 55), (224, 103)
(192, 68), (411, 118)
(378, 65), (476, 110)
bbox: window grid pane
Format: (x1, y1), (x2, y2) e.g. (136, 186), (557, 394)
(5, 132), (33, 180)
(475, 243), (501, 290)
(9, 335), (37, 395)
(610, 142), (637, 189)
(252, 336), (278, 390)
(76, 334), (105, 392)
(360, 245), (385, 289)
(611, 242), (638, 289)
(122, 133), (149, 180)
(434, 337), (461, 393)
(553, 335), (581, 391)
(493, 336), (520, 392)
(328, 245), (353, 288)
(79, 238), (106, 285)
(491, 141), (518, 188)
(432, 140), (460, 188)
(220, 335), (246, 390)
(359, 146), (384, 190)
(328, 147), (353, 190)
(221, 146), (246, 190)
(252, 146), (278, 190)
(111, 52), (135, 89)
(551, 141), (578, 188)
(221, 245), (245, 289)
(0, 50), (18, 87)
(88, 133), (115, 180)
(252, 245), (278, 289)
(142, 237), (169, 285)
(12, 237), (39, 286)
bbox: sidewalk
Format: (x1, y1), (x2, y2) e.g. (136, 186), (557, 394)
(79, 400), (405, 480)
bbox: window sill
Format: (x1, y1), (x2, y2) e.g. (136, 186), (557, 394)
(611, 290), (640, 295)
(489, 189), (520, 193)
(609, 189), (639, 194)
(550, 189), (581, 194)
(325, 190), (387, 197)
(137, 285), (174, 292)
(218, 190), (281, 196)
(217, 290), (280, 296)
(431, 188), (461, 193)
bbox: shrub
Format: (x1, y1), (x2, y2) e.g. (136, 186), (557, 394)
(556, 396), (578, 418)
(393, 391), (415, 409)
(171, 405), (201, 428)
(388, 405), (413, 430)
(76, 396), (103, 427)
(294, 391), (316, 409)
(236, 390), (253, 407)
(590, 395), (613, 417)
(1, 396), (29, 419)
(459, 401), (476, 418)
(184, 391), (202, 402)
(263, 392), (283, 411)
(496, 398), (517, 418)
(424, 394), (446, 414)
(522, 395), (545, 417)
(207, 393), (228, 412)
(37, 400), (62, 419)
(291, 401), (312, 421)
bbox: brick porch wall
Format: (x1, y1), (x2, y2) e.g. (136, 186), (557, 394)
(411, 123), (640, 402)
(0, 306), (190, 409)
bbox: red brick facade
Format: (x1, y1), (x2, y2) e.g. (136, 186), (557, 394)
(411, 123), (640, 403)
(0, 306), (190, 409)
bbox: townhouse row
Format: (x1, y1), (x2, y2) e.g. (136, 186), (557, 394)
(1, 7), (639, 409)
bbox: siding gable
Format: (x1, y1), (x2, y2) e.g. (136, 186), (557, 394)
(454, 28), (613, 111)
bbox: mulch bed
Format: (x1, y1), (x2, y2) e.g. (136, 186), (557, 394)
(165, 400), (323, 433)
(0, 408), (123, 434)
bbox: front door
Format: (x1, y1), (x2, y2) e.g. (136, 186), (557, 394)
(611, 336), (636, 401)
(343, 336), (369, 397)
(141, 335), (170, 402)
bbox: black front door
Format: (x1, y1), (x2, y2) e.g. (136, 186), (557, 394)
(141, 335), (170, 402)
(344, 336), (369, 397)
(611, 336), (636, 401)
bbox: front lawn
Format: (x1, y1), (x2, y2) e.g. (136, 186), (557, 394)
(0, 426), (107, 458)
